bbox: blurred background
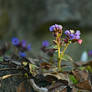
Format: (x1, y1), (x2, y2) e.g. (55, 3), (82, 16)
(0, 0), (92, 61)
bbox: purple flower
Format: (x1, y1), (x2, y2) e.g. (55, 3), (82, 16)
(21, 40), (26, 48)
(49, 25), (55, 32)
(65, 30), (71, 35)
(12, 37), (20, 46)
(65, 30), (81, 40)
(69, 34), (75, 40)
(88, 50), (92, 57)
(42, 40), (49, 47)
(49, 24), (62, 32)
(74, 30), (80, 40)
(19, 51), (26, 57)
(75, 30), (80, 36)
(75, 35), (80, 39)
(27, 44), (31, 51)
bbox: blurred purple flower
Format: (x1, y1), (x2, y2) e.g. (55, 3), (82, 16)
(21, 40), (26, 48)
(12, 37), (20, 46)
(88, 50), (92, 57)
(19, 51), (26, 57)
(42, 40), (49, 47)
(27, 44), (31, 51)
(49, 24), (62, 32)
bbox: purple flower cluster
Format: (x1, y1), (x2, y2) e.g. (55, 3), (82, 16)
(64, 30), (83, 44)
(12, 37), (31, 57)
(49, 24), (63, 32)
(65, 30), (80, 40)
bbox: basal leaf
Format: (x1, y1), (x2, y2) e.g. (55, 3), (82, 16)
(78, 66), (85, 71)
(69, 74), (78, 84)
(0, 56), (3, 62)
(86, 66), (92, 72)
(62, 54), (73, 62)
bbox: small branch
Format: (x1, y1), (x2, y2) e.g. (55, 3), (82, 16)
(11, 60), (21, 66)
(30, 79), (48, 92)
(0, 68), (22, 71)
(0, 74), (23, 80)
(0, 62), (9, 65)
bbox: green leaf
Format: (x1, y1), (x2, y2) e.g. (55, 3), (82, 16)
(29, 64), (38, 73)
(62, 54), (73, 62)
(79, 66), (85, 71)
(53, 51), (58, 58)
(49, 45), (57, 49)
(0, 57), (3, 62)
(86, 66), (92, 72)
(69, 74), (78, 84)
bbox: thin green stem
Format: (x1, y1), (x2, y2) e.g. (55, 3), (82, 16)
(58, 42), (70, 70)
(57, 43), (61, 70)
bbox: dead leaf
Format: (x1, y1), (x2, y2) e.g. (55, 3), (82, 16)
(83, 60), (92, 67)
(45, 75), (58, 82)
(44, 72), (69, 81)
(72, 70), (88, 81)
(72, 87), (78, 92)
(48, 81), (67, 92)
(75, 80), (92, 91)
(40, 62), (51, 70)
(79, 70), (88, 80)
(61, 88), (67, 92)
(72, 70), (80, 81)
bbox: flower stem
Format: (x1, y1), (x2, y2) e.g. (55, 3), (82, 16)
(58, 42), (70, 70)
(56, 37), (61, 70)
(57, 43), (61, 70)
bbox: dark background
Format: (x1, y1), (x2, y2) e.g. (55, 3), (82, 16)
(0, 0), (92, 60)
(0, 0), (92, 91)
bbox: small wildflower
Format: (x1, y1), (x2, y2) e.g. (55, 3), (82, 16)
(77, 39), (82, 45)
(75, 30), (80, 36)
(65, 30), (71, 35)
(42, 40), (49, 47)
(49, 25), (55, 32)
(12, 37), (20, 46)
(69, 34), (75, 40)
(65, 30), (81, 40)
(64, 38), (68, 43)
(88, 50), (92, 57)
(21, 40), (26, 48)
(49, 24), (63, 32)
(70, 30), (75, 34)
(27, 44), (31, 51)
(74, 30), (80, 39)
(19, 51), (26, 57)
